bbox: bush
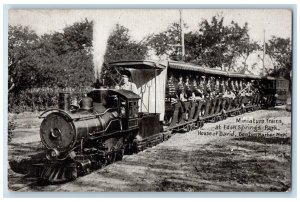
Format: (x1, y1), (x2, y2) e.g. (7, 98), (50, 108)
(9, 86), (93, 113)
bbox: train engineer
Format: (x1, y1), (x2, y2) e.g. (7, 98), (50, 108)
(115, 70), (138, 94)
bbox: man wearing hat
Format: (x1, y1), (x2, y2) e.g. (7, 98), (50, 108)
(116, 70), (138, 94)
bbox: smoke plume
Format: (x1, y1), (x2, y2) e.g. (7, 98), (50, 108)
(92, 14), (115, 79)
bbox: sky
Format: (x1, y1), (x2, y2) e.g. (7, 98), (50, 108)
(9, 9), (292, 75)
(9, 9), (292, 42)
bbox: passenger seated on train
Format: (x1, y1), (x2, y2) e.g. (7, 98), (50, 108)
(206, 77), (213, 100)
(238, 80), (249, 107)
(228, 79), (235, 94)
(175, 75), (189, 120)
(192, 76), (205, 101)
(251, 80), (257, 94)
(115, 70), (138, 94)
(177, 75), (187, 101)
(252, 80), (260, 94)
(245, 81), (253, 97)
(166, 74), (178, 104)
(240, 81), (253, 106)
(214, 78), (221, 98)
(223, 78), (228, 92)
(210, 77), (218, 99)
(223, 87), (236, 99)
(199, 76), (207, 96)
(185, 76), (194, 100)
(240, 80), (246, 90)
(216, 78), (223, 98)
(189, 77), (197, 101)
(166, 74), (176, 97)
(238, 87), (246, 97)
(205, 77), (211, 99)
(233, 79), (239, 95)
(224, 78), (229, 87)
(221, 79), (226, 96)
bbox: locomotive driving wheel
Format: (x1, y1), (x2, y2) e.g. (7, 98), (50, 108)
(116, 149), (125, 161)
(106, 148), (117, 164)
(195, 121), (200, 129)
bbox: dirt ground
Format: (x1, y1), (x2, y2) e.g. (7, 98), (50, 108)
(8, 107), (291, 192)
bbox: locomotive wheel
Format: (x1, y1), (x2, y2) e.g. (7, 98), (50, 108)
(116, 149), (125, 161)
(164, 134), (169, 141)
(107, 150), (116, 164)
(84, 167), (91, 175)
(186, 124), (191, 132)
(189, 124), (194, 131)
(195, 121), (200, 129)
(159, 135), (164, 143)
(125, 143), (133, 155)
(223, 114), (228, 119)
(220, 114), (224, 119)
(200, 120), (204, 128)
(192, 123), (196, 130)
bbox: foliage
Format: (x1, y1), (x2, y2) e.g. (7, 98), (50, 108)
(266, 36), (292, 79)
(103, 24), (148, 87)
(9, 87), (93, 113)
(185, 16), (252, 70)
(104, 24), (148, 62)
(146, 23), (182, 59)
(235, 39), (260, 73)
(8, 19), (94, 92)
(147, 16), (260, 71)
(8, 25), (40, 90)
(9, 20), (95, 113)
(51, 19), (93, 55)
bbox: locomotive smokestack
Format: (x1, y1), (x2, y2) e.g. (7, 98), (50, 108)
(58, 92), (71, 111)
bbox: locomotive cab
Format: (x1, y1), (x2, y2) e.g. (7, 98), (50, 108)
(108, 89), (140, 130)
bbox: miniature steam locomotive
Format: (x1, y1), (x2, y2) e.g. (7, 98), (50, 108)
(9, 60), (289, 183)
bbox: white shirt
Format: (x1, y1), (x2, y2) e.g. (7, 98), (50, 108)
(119, 82), (139, 94)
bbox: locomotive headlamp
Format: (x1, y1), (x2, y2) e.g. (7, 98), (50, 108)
(46, 148), (60, 160)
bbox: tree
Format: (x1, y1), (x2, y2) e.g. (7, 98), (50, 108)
(235, 38), (260, 73)
(146, 23), (182, 59)
(8, 19), (95, 91)
(147, 16), (254, 71)
(51, 19), (93, 55)
(185, 16), (251, 70)
(266, 36), (292, 78)
(8, 25), (40, 91)
(44, 19), (95, 88)
(104, 24), (147, 62)
(103, 24), (148, 87)
(223, 21), (253, 71)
